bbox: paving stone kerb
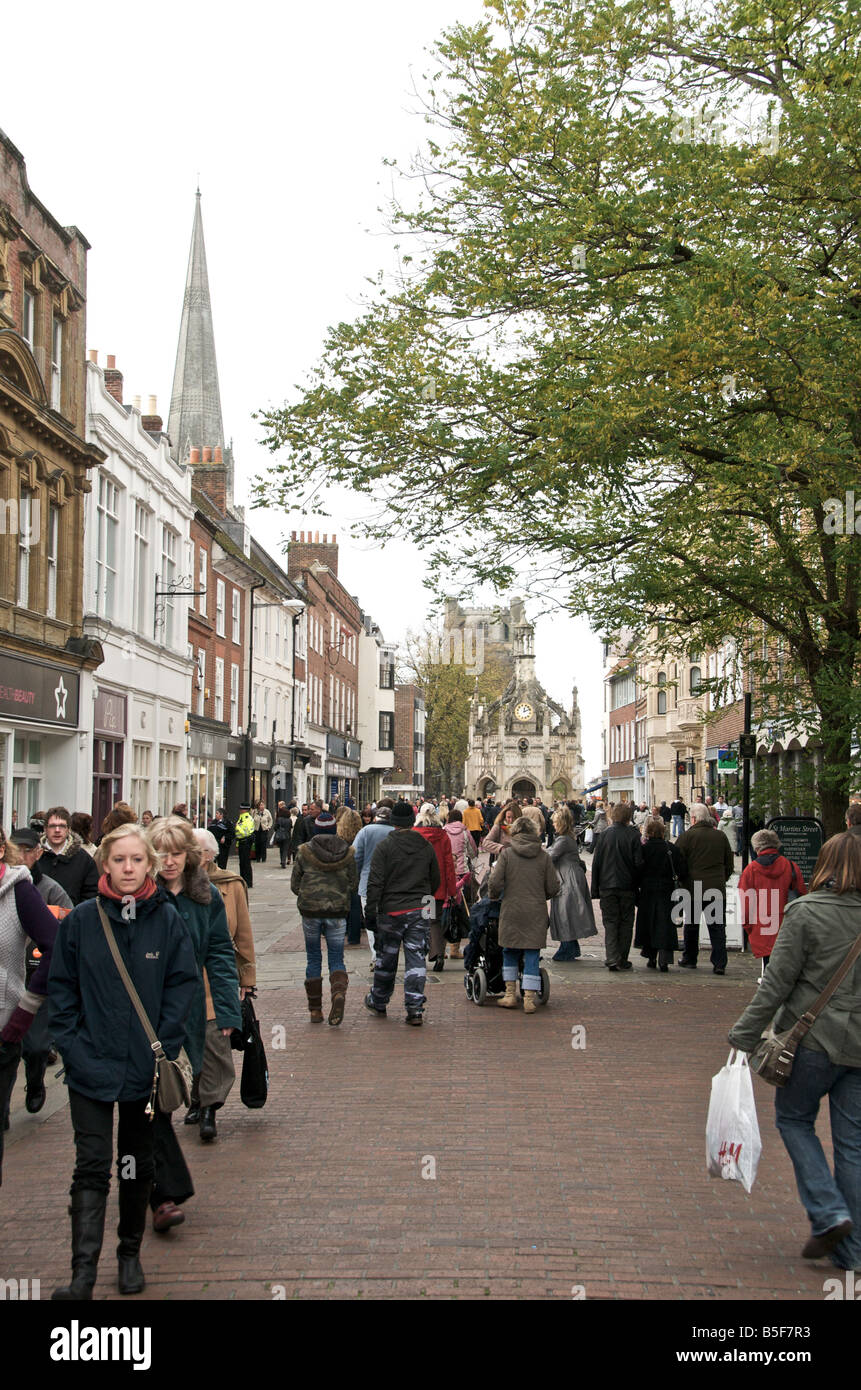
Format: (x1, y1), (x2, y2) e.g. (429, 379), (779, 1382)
(0, 859), (840, 1301)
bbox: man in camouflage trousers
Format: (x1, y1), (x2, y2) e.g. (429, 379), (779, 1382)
(364, 802), (440, 1027)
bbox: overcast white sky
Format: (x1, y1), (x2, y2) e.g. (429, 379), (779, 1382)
(2, 0), (604, 779)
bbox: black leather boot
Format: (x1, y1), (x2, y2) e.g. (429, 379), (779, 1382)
(199, 1106), (217, 1142)
(184, 1075), (201, 1124)
(52, 1189), (107, 1300)
(117, 1178), (152, 1294)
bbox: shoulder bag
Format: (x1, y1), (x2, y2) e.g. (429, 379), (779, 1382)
(749, 930), (861, 1087)
(98, 904), (193, 1117)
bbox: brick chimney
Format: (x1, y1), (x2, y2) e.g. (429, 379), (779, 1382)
(141, 393), (163, 433)
(191, 443), (228, 516)
(287, 529), (339, 580)
(103, 354), (123, 403)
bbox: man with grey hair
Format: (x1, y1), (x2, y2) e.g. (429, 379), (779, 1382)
(676, 803), (735, 972)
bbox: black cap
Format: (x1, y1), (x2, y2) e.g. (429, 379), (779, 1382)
(10, 828), (40, 849)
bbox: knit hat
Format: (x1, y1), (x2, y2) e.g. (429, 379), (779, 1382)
(374, 806), (392, 823)
(314, 811), (337, 835)
(391, 803), (415, 827)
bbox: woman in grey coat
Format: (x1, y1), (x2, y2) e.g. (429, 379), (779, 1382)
(488, 818), (560, 1013)
(547, 806), (597, 962)
(728, 831), (861, 1272)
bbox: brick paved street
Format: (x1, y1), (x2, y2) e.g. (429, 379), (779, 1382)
(0, 857), (844, 1302)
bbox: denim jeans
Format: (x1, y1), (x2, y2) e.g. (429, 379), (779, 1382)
(671, 815), (684, 838)
(774, 1045), (861, 1270)
(502, 947), (541, 991)
(302, 917), (346, 979)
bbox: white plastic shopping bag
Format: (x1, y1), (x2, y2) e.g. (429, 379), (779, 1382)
(705, 1049), (762, 1193)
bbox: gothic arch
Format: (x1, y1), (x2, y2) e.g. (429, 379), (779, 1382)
(0, 329), (48, 406)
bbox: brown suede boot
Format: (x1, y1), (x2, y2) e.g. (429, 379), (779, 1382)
(304, 977), (324, 1022)
(328, 970), (349, 1026)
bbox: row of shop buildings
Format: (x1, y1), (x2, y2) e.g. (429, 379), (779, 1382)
(0, 128), (399, 829)
(600, 634), (821, 814)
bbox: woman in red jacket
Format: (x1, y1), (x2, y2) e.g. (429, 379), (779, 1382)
(737, 828), (806, 966)
(415, 806), (458, 971)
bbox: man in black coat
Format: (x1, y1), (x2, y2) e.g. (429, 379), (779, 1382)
(291, 801), (322, 855)
(38, 806), (99, 905)
(364, 802), (440, 1025)
(590, 802), (643, 971)
(208, 808), (235, 869)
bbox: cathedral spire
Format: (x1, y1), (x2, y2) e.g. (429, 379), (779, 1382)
(167, 190), (225, 465)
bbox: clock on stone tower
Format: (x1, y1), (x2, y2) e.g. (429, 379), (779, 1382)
(514, 701), (534, 722)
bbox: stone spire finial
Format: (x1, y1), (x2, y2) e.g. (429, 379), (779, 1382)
(167, 191), (226, 466)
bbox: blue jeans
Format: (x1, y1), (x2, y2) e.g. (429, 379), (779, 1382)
(502, 947), (541, 991)
(302, 917), (346, 979)
(671, 815), (684, 838)
(774, 1045), (861, 1270)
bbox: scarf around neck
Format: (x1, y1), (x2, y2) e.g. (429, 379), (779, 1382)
(98, 873), (158, 903)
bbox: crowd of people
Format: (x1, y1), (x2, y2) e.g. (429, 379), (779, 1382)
(0, 787), (858, 1288)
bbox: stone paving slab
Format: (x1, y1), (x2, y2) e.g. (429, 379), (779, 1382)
(0, 857), (844, 1301)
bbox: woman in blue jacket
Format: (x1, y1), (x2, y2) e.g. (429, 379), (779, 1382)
(147, 816), (242, 1234)
(48, 824), (198, 1300)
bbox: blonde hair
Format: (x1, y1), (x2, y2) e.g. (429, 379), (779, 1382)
(96, 823), (158, 874)
(416, 806), (441, 827)
(335, 808), (362, 844)
(147, 815), (202, 869)
(552, 806), (573, 836)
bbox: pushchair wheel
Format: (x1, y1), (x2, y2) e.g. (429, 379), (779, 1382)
(538, 967), (550, 1005)
(464, 973), (474, 1001)
(472, 966), (488, 1006)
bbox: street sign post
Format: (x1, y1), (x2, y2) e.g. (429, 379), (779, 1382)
(766, 817), (825, 886)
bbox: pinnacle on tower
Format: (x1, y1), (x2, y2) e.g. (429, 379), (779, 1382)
(167, 190), (226, 464)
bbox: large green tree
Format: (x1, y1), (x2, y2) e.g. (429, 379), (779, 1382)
(255, 0), (861, 834)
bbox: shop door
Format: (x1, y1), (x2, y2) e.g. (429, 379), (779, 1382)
(93, 738), (123, 830)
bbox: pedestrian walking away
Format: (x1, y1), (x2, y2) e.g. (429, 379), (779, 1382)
(634, 817), (685, 971)
(414, 805), (458, 971)
(352, 802), (395, 968)
(488, 816), (560, 1012)
(547, 806), (596, 962)
(46, 824), (198, 1298)
(737, 829), (807, 968)
(676, 804), (735, 973)
(590, 802), (643, 971)
(291, 810), (357, 1025)
(364, 801), (440, 1025)
(728, 831), (861, 1273)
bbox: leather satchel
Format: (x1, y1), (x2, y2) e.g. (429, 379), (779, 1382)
(749, 930), (861, 1087)
(98, 904), (193, 1117)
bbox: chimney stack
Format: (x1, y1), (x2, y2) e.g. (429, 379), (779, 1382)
(141, 394), (164, 434)
(88, 349), (98, 363)
(132, 394), (141, 411)
(202, 446), (212, 462)
(103, 355), (123, 404)
(214, 446), (223, 463)
(190, 448), (201, 464)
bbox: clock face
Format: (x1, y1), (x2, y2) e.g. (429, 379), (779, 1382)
(515, 702), (534, 721)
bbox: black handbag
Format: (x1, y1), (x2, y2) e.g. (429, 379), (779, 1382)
(442, 894), (470, 943)
(235, 995), (269, 1109)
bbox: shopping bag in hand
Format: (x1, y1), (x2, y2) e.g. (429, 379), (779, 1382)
(236, 994), (269, 1109)
(705, 1049), (761, 1193)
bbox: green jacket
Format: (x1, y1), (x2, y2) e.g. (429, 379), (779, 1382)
(675, 822), (734, 893)
(728, 890), (861, 1066)
(158, 868), (242, 1074)
(291, 835), (358, 917)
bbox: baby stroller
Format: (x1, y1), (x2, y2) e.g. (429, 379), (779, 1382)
(463, 894), (550, 1007)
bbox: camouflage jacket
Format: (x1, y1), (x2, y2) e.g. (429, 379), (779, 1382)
(291, 835), (358, 917)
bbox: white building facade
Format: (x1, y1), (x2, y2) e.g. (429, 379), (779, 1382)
(357, 614), (395, 805)
(82, 357), (194, 822)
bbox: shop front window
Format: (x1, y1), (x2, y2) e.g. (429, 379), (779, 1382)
(12, 735), (41, 827)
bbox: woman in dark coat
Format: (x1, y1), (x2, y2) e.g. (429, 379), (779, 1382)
(48, 824), (198, 1299)
(147, 816), (242, 1234)
(547, 806), (597, 961)
(634, 817), (686, 970)
(273, 801), (293, 869)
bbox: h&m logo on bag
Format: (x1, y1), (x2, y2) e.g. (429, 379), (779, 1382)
(718, 1140), (742, 1171)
